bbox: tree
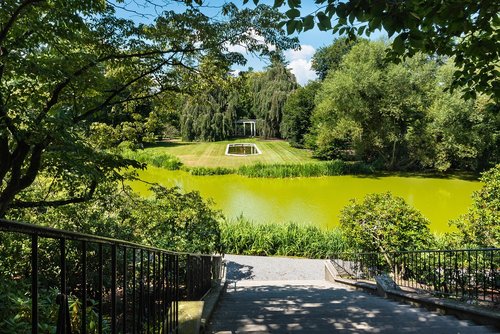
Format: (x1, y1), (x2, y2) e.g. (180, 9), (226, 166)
(280, 81), (320, 146)
(311, 37), (357, 80)
(251, 56), (297, 138)
(339, 192), (432, 267)
(247, 0), (500, 101)
(312, 41), (438, 168)
(0, 1), (297, 217)
(450, 164), (500, 248)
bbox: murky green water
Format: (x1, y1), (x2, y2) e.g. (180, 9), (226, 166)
(129, 167), (481, 232)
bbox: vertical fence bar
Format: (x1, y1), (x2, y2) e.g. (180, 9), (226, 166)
(490, 250), (494, 303)
(139, 249), (144, 332)
(147, 250), (151, 333)
(31, 234), (38, 334)
(82, 241), (87, 334)
(123, 247), (127, 334)
(132, 248), (136, 334)
(111, 244), (117, 334)
(175, 254), (179, 334)
(153, 252), (157, 333)
(98, 243), (103, 334)
(60, 238), (67, 333)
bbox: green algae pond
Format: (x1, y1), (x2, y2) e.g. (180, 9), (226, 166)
(129, 167), (481, 233)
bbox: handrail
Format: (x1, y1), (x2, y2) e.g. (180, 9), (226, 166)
(0, 219), (224, 334)
(331, 249), (499, 304)
(0, 218), (210, 256)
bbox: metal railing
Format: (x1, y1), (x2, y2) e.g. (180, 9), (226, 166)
(0, 219), (224, 334)
(331, 249), (500, 304)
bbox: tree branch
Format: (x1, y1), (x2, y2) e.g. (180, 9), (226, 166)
(36, 48), (199, 125)
(73, 57), (177, 123)
(10, 180), (97, 208)
(0, 0), (44, 47)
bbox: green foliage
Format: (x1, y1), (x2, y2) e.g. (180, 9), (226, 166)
(450, 164), (500, 248)
(250, 57), (298, 138)
(221, 218), (347, 258)
(311, 41), (498, 171)
(311, 38), (358, 80)
(181, 75), (240, 141)
(280, 81), (320, 146)
(0, 0), (298, 216)
(237, 160), (373, 178)
(339, 193), (433, 259)
(252, 0), (500, 102)
(188, 166), (235, 176)
(121, 149), (182, 170)
(8, 182), (222, 254)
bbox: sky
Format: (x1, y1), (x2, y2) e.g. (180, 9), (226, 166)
(113, 0), (386, 86)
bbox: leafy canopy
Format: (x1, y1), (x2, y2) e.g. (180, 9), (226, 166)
(246, 0), (500, 101)
(0, 0), (297, 216)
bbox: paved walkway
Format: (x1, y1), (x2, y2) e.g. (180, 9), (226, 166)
(207, 255), (497, 334)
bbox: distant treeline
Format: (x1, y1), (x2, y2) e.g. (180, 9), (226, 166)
(178, 39), (499, 173)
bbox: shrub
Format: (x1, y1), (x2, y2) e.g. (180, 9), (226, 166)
(450, 164), (500, 247)
(339, 192), (433, 261)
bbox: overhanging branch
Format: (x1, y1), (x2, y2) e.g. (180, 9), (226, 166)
(10, 180), (97, 208)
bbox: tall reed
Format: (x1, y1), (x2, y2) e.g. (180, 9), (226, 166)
(237, 160), (374, 178)
(221, 218), (348, 259)
(122, 150), (182, 170)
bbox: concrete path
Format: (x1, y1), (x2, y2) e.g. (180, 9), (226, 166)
(207, 255), (497, 334)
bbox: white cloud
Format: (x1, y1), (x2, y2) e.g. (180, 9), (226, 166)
(225, 29), (276, 54)
(285, 45), (317, 86)
(285, 44), (315, 61)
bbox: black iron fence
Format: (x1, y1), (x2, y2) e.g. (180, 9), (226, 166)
(0, 219), (224, 333)
(331, 249), (500, 304)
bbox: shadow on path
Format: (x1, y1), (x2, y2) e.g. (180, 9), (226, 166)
(226, 260), (255, 281)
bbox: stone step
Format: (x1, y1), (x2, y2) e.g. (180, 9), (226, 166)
(209, 315), (477, 330)
(212, 326), (496, 334)
(207, 281), (497, 334)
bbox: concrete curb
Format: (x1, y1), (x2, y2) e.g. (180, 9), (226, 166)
(199, 263), (228, 333)
(324, 261), (500, 330)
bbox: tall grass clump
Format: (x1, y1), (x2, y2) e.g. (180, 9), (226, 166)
(122, 149), (182, 170)
(221, 218), (348, 258)
(237, 160), (374, 178)
(188, 166), (235, 176)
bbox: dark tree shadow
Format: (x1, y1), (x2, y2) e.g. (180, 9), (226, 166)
(226, 260), (255, 281)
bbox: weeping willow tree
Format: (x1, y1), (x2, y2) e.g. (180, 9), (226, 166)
(181, 87), (233, 141)
(251, 57), (297, 138)
(181, 72), (250, 141)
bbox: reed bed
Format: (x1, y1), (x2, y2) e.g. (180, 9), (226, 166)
(185, 160), (374, 177)
(122, 150), (182, 170)
(221, 218), (348, 259)
(238, 160), (373, 178)
(188, 166), (235, 175)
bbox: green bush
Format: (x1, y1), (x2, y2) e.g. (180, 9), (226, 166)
(221, 218), (348, 258)
(339, 192), (433, 257)
(450, 164), (500, 248)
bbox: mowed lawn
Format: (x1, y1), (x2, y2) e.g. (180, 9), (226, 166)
(144, 138), (315, 168)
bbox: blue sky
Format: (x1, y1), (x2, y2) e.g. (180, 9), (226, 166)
(113, 1), (386, 85)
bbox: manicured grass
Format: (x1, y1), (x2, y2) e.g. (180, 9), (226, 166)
(143, 138), (315, 168)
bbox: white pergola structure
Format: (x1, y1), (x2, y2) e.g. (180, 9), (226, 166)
(235, 119), (257, 137)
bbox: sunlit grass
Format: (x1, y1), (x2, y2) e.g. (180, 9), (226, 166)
(143, 138), (315, 168)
